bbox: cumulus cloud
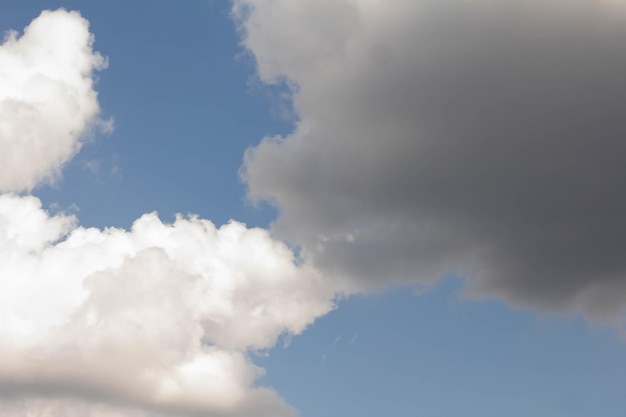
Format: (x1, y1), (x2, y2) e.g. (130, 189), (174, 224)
(236, 0), (626, 320)
(0, 194), (333, 416)
(0, 9), (336, 417)
(0, 9), (106, 192)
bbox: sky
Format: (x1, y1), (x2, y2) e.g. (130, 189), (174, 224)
(1, 1), (626, 416)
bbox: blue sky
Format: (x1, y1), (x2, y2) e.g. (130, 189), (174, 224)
(1, 1), (626, 416)
(4, 0), (289, 229)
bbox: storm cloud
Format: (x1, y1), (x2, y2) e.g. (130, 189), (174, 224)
(236, 0), (626, 320)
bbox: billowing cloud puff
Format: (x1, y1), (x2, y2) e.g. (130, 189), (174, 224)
(0, 9), (336, 417)
(0, 194), (333, 416)
(0, 9), (106, 192)
(236, 0), (626, 320)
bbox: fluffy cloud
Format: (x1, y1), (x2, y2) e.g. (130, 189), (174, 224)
(0, 9), (106, 192)
(0, 9), (335, 417)
(236, 0), (626, 320)
(0, 193), (333, 416)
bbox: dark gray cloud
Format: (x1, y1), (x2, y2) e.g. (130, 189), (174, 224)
(237, 0), (626, 319)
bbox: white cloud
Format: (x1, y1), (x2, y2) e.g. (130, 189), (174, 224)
(0, 194), (333, 416)
(0, 9), (106, 192)
(0, 9), (336, 417)
(236, 0), (626, 320)
(0, 399), (149, 417)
